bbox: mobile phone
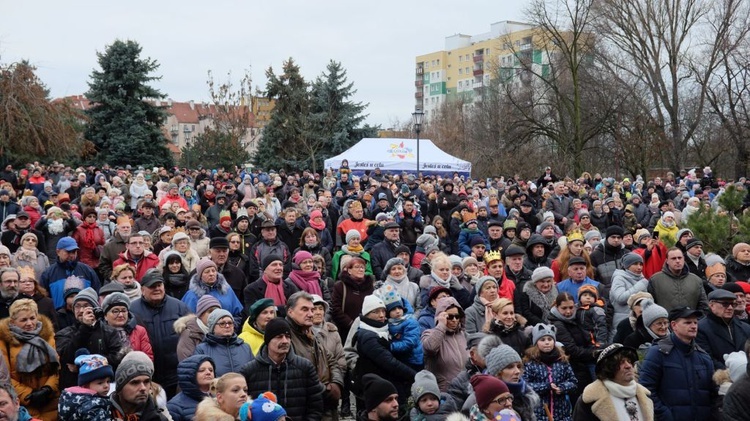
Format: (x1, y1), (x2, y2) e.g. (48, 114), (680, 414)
(652, 231), (659, 240)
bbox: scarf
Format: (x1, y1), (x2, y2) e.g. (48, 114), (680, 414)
(489, 319), (519, 336)
(384, 275), (411, 301)
(167, 272), (187, 287)
(550, 306), (576, 322)
(196, 318), (210, 334)
(113, 327), (130, 347)
(309, 219), (325, 231)
(304, 240), (319, 248)
(523, 281), (557, 321)
(263, 275), (287, 306)
(430, 272), (451, 288)
(359, 316), (390, 340)
(504, 379), (528, 397)
(539, 348), (561, 366)
(14, 248), (37, 263)
(81, 222), (99, 249)
(603, 379), (637, 398)
(288, 269), (323, 296)
(342, 244), (364, 254)
(9, 323), (59, 374)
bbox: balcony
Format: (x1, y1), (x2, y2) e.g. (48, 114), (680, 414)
(415, 91), (423, 99)
(473, 68), (484, 76)
(473, 54), (484, 63)
(473, 81), (484, 90)
(415, 80), (424, 88)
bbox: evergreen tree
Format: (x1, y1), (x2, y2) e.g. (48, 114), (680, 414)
(85, 39), (173, 167)
(180, 128), (250, 169)
(687, 184), (750, 256)
(308, 60), (378, 173)
(252, 58), (311, 171)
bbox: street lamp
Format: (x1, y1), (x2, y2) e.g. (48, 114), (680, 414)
(183, 126), (192, 169)
(412, 108), (424, 177)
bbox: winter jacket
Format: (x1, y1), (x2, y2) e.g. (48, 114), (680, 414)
(330, 273), (375, 341)
(557, 277), (601, 305)
(238, 318), (265, 356)
(684, 253), (708, 280)
(71, 222), (105, 269)
(610, 268), (649, 328)
(0, 316), (59, 421)
(174, 314), (206, 362)
(247, 238), (291, 280)
(408, 392), (458, 420)
(56, 321), (123, 390)
(418, 305), (436, 331)
(35, 216), (77, 261)
(330, 248), (373, 282)
(120, 316), (155, 361)
(524, 356), (578, 421)
(130, 296), (191, 390)
(723, 362), (750, 421)
(112, 250), (160, 283)
(572, 379), (654, 421)
(725, 256), (750, 283)
(134, 215), (161, 235)
(647, 263), (709, 313)
(243, 277), (299, 318)
(696, 312), (750, 369)
(639, 333), (716, 421)
(634, 242), (668, 280)
(41, 260), (100, 310)
(189, 230), (210, 258)
(193, 397), (233, 421)
(98, 232), (127, 281)
(549, 309), (596, 390)
(241, 346), (325, 421)
(57, 387), (112, 421)
(389, 309), (424, 366)
(16, 293), (56, 331)
(589, 241), (627, 298)
(457, 228), (490, 257)
(369, 240), (398, 280)
(487, 320), (530, 357)
(110, 394), (169, 421)
(194, 334), (253, 377)
(418, 274), (473, 310)
(12, 250), (49, 285)
(287, 315), (344, 393)
(181, 273), (243, 319)
(422, 297), (468, 391)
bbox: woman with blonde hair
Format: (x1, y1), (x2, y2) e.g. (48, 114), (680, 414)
(484, 298), (529, 356)
(111, 263), (142, 301)
(16, 267), (56, 327)
(0, 296), (59, 421)
(194, 372), (248, 421)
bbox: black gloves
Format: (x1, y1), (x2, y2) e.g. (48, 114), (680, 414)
(26, 386), (52, 408)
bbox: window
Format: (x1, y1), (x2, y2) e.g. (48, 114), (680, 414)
(436, 59), (440, 65)
(465, 54), (469, 61)
(432, 60), (436, 66)
(459, 68), (463, 75)
(459, 56), (463, 62)
(459, 81), (463, 88)
(466, 67), (470, 74)
(485, 48), (490, 55)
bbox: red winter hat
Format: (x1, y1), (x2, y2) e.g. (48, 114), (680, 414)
(470, 374), (509, 410)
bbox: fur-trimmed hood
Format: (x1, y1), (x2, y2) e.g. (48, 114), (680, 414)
(581, 380), (654, 421)
(0, 313), (55, 344)
(193, 396), (236, 421)
(173, 314), (197, 335)
(188, 272), (230, 298)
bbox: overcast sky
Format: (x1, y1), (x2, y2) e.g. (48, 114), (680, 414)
(1, 0), (528, 127)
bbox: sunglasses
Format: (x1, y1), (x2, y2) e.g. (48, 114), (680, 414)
(445, 314), (461, 321)
(713, 301), (735, 308)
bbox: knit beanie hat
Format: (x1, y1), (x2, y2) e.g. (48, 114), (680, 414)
(394, 244), (411, 258)
(470, 236), (485, 247)
(243, 392), (287, 421)
(424, 243), (440, 256)
(470, 374), (509, 409)
(578, 284), (599, 300)
(74, 287), (100, 309)
(605, 225), (625, 238)
(345, 229), (361, 244)
(485, 345), (522, 376)
(63, 275), (85, 299)
(383, 258), (406, 277)
(101, 292), (130, 314)
(686, 238), (703, 252)
(196, 294), (221, 317)
(723, 283), (744, 295)
(627, 291), (653, 309)
(115, 351), (153, 390)
(75, 348), (114, 386)
(462, 256), (479, 270)
(264, 318), (291, 345)
(538, 221), (554, 234)
(585, 230), (601, 242)
(207, 309), (233, 333)
(293, 250), (313, 267)
(261, 254), (283, 271)
(621, 253), (644, 269)
(171, 232), (190, 246)
(634, 229), (651, 243)
(98, 282), (125, 298)
(449, 255), (463, 268)
(380, 285), (404, 313)
(249, 298), (276, 324)
(428, 286), (452, 302)
(724, 351), (748, 383)
(641, 299), (668, 328)
(363, 374), (398, 412)
(416, 233), (436, 251)
(411, 370), (441, 403)
(361, 294), (386, 317)
(196, 257), (217, 280)
(475, 276), (498, 294)
(705, 253), (726, 267)
(531, 267), (554, 283)
(219, 210), (232, 225)
(531, 323), (557, 345)
(20, 232), (38, 245)
(677, 228), (694, 242)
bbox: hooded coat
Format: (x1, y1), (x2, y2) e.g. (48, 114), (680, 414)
(167, 355), (214, 421)
(174, 314), (206, 362)
(181, 272), (243, 318)
(194, 333), (253, 377)
(610, 268), (649, 328)
(422, 297), (468, 391)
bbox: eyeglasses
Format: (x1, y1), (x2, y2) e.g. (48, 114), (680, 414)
(491, 395), (514, 405)
(215, 321), (234, 328)
(350, 265), (366, 270)
(189, 227), (200, 231)
(74, 303), (93, 310)
(651, 320), (669, 327)
(108, 308), (128, 316)
(713, 301), (735, 308)
(445, 314), (461, 320)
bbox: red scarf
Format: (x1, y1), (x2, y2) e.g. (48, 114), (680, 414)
(288, 269), (323, 296)
(263, 275), (287, 306)
(81, 222), (98, 249)
(309, 218), (325, 231)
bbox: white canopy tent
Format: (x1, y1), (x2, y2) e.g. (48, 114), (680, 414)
(324, 138), (471, 176)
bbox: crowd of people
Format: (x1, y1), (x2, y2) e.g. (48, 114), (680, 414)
(0, 160), (748, 420)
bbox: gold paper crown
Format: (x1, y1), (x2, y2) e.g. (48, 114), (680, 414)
(18, 266), (35, 281)
(172, 227), (186, 235)
(484, 250), (503, 264)
(567, 230), (585, 243)
(219, 210), (231, 219)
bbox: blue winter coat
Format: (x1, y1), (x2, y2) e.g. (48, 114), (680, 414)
(194, 333), (253, 376)
(167, 355), (214, 421)
(556, 277), (601, 304)
(41, 260), (100, 309)
(181, 273), (244, 319)
(639, 333), (716, 421)
(388, 299), (423, 366)
(523, 356), (578, 421)
(418, 305), (436, 332)
(57, 387), (112, 421)
(458, 228), (490, 257)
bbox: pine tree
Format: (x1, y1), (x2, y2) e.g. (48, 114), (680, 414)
(252, 58), (311, 171)
(180, 128), (249, 169)
(85, 39), (173, 167)
(686, 184), (750, 256)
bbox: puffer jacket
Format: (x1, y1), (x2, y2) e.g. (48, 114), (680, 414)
(647, 263), (708, 313)
(0, 315), (59, 421)
(167, 355), (214, 421)
(639, 333), (715, 421)
(609, 268), (649, 328)
(174, 314), (206, 362)
(388, 300), (424, 366)
(408, 392), (458, 420)
(41, 260), (100, 310)
(549, 307), (596, 390)
(194, 333), (253, 377)
(524, 356), (578, 421)
(422, 297), (468, 391)
(725, 256), (750, 283)
(57, 387), (112, 421)
(181, 273), (243, 318)
(55, 320), (123, 390)
(589, 241), (627, 298)
(238, 318), (264, 356)
(241, 346), (325, 421)
(122, 315), (154, 361)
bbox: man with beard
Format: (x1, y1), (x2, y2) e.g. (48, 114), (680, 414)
(110, 351), (169, 420)
(0, 267), (19, 318)
(41, 237), (100, 310)
(99, 217), (132, 281)
(360, 374), (401, 421)
(0, 211), (45, 255)
(370, 222), (401, 280)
